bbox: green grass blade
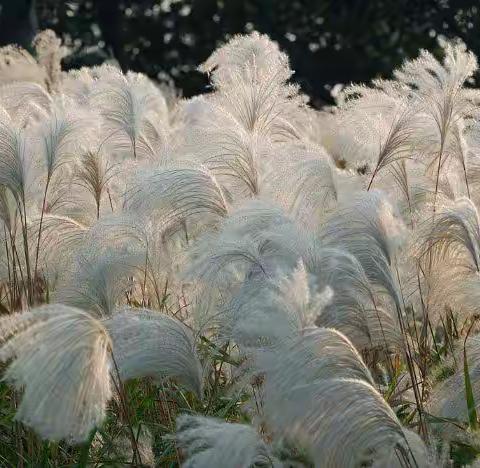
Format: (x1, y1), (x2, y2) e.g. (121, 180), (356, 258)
(76, 427), (97, 468)
(464, 346), (478, 430)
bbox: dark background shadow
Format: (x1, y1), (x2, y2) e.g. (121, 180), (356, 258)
(1, 0), (479, 107)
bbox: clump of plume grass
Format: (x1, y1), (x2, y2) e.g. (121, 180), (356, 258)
(0, 304), (112, 442)
(2, 27), (480, 468)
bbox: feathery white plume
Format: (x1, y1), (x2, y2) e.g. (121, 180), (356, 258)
(175, 414), (276, 468)
(126, 166), (229, 231)
(105, 308), (203, 397)
(0, 304), (112, 442)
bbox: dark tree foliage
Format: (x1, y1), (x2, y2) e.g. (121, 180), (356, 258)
(1, 0), (480, 106)
(0, 0), (38, 49)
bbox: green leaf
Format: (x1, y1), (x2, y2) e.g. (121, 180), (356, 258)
(76, 427), (97, 468)
(464, 346), (478, 431)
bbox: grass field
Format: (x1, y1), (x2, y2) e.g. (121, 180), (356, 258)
(0, 29), (479, 467)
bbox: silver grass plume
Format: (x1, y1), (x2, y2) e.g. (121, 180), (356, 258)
(61, 66), (99, 106)
(395, 40), (480, 206)
(266, 142), (338, 227)
(418, 197), (480, 273)
(53, 213), (149, 314)
(246, 324), (424, 467)
(0, 112), (32, 205)
(72, 146), (117, 220)
(253, 327), (375, 390)
(0, 45), (47, 86)
(415, 198), (480, 320)
(188, 233), (278, 290)
(104, 307), (203, 397)
(186, 202), (316, 340)
(217, 266), (327, 351)
(81, 213), (180, 311)
(222, 278), (300, 349)
(36, 98), (94, 179)
(263, 377), (417, 467)
(275, 260), (334, 330)
(181, 119), (266, 198)
(448, 119), (472, 198)
(53, 212), (163, 307)
(200, 31), (292, 89)
(185, 201), (301, 296)
(216, 199), (296, 241)
(56, 244), (143, 316)
(93, 68), (168, 159)
(200, 32), (304, 138)
(33, 30), (64, 93)
(0, 304), (112, 442)
(175, 414), (277, 468)
(465, 122), (480, 203)
(339, 80), (418, 189)
(126, 166), (229, 231)
(320, 190), (406, 311)
(0, 184), (21, 233)
(308, 247), (402, 352)
(32, 214), (87, 280)
(372, 429), (435, 468)
(0, 82), (51, 124)
(394, 40), (479, 125)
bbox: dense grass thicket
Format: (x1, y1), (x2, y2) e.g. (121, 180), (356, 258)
(2, 29), (480, 467)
